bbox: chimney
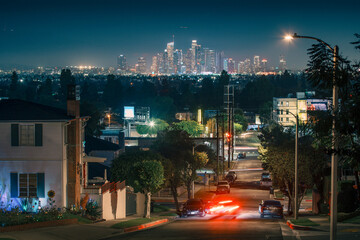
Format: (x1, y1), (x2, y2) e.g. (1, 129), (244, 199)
(67, 84), (80, 118)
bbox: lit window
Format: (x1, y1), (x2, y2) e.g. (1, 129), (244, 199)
(286, 118), (289, 122)
(20, 125), (35, 146)
(281, 101), (283, 106)
(19, 173), (37, 198)
(286, 101), (289, 106)
(281, 110), (283, 115)
(286, 109), (289, 114)
(281, 118), (283, 121)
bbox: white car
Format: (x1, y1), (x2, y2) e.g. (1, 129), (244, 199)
(216, 181), (230, 194)
(260, 178), (272, 189)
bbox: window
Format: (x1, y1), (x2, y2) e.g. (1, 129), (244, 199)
(20, 125), (35, 146)
(280, 110), (283, 115)
(277, 109), (280, 114)
(286, 101), (289, 106)
(281, 101), (283, 106)
(11, 124), (42, 146)
(286, 109), (289, 114)
(281, 118), (283, 122)
(286, 118), (289, 122)
(19, 173), (37, 198)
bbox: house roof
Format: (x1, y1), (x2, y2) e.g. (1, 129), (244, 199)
(0, 99), (74, 121)
(85, 135), (120, 154)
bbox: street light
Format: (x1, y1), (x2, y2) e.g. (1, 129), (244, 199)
(149, 120), (155, 127)
(106, 113), (111, 127)
(285, 33), (339, 240)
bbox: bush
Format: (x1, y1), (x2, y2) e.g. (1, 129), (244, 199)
(85, 201), (101, 220)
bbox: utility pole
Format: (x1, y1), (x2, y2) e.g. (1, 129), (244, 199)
(216, 110), (219, 181)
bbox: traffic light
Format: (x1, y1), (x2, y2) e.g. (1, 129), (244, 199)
(225, 132), (231, 142)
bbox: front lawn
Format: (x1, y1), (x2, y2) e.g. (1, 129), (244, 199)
(290, 218), (320, 226)
(343, 215), (360, 224)
(110, 217), (165, 229)
(153, 205), (170, 213)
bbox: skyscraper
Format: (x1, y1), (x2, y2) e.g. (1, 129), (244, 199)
(205, 49), (215, 73)
(117, 55), (127, 71)
(167, 41), (174, 74)
(261, 59), (268, 72)
(238, 61), (245, 74)
(244, 58), (251, 74)
(216, 51), (225, 73)
(253, 55), (260, 73)
(227, 58), (235, 74)
(137, 57), (147, 74)
(279, 55), (286, 72)
(151, 55), (158, 74)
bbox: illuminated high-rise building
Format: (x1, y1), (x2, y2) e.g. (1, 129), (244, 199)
(261, 59), (268, 72)
(167, 41), (174, 74)
(227, 58), (235, 74)
(254, 55), (260, 73)
(223, 58), (229, 72)
(238, 61), (245, 74)
(117, 55), (127, 71)
(185, 49), (193, 74)
(173, 49), (182, 74)
(244, 58), (251, 74)
(205, 49), (215, 73)
(279, 55), (286, 72)
(216, 51), (225, 73)
(137, 57), (147, 74)
(151, 55), (158, 74)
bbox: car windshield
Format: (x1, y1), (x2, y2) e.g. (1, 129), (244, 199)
(264, 200), (281, 206)
(187, 200), (202, 206)
(217, 186), (227, 190)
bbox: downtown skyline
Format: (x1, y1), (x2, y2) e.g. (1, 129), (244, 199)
(0, 0), (359, 70)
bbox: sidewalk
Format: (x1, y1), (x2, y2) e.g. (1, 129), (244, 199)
(0, 212), (175, 240)
(285, 215), (360, 240)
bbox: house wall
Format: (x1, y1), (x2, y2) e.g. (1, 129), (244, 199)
(0, 160), (63, 209)
(0, 122), (66, 209)
(0, 122), (64, 161)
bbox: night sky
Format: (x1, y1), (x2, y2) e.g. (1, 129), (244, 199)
(0, 0), (359, 69)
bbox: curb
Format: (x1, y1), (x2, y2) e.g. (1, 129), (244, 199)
(123, 219), (169, 233)
(286, 220), (312, 230)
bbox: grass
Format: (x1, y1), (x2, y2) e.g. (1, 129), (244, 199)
(290, 218), (320, 227)
(62, 213), (93, 224)
(153, 205), (170, 213)
(110, 217), (165, 229)
(343, 215), (360, 224)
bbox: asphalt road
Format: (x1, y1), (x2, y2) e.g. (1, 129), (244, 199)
(105, 152), (286, 240)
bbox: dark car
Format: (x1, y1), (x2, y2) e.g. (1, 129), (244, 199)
(259, 200), (283, 218)
(225, 171), (237, 183)
(237, 153), (246, 159)
(216, 185), (230, 194)
(181, 199), (206, 217)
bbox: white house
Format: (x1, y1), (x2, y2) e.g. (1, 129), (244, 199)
(0, 86), (86, 211)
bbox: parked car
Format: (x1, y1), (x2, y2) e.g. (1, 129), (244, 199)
(216, 185), (230, 194)
(225, 171), (237, 183)
(237, 153), (246, 159)
(261, 172), (271, 180)
(181, 199), (206, 217)
(259, 200), (283, 218)
(260, 178), (272, 189)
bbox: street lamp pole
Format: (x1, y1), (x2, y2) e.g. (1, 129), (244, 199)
(288, 111), (299, 220)
(286, 33), (339, 239)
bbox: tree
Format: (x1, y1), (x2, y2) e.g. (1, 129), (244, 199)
(258, 124), (327, 215)
(136, 118), (169, 136)
(110, 150), (164, 218)
(172, 120), (203, 137)
(152, 129), (193, 211)
(181, 151), (209, 199)
(132, 160), (164, 218)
